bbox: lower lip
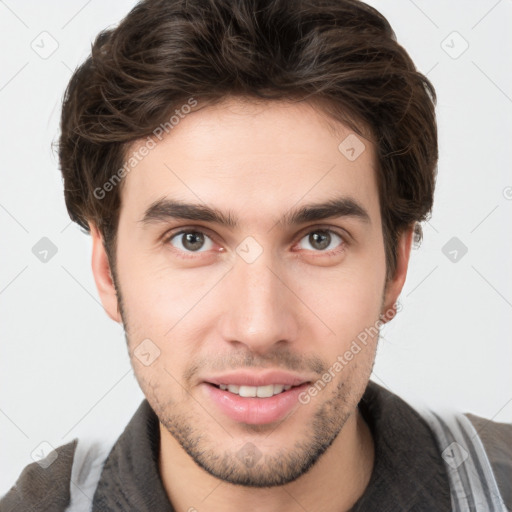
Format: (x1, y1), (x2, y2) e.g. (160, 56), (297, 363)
(202, 383), (310, 425)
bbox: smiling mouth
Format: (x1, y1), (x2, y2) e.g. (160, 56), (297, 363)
(208, 383), (306, 398)
(204, 380), (311, 424)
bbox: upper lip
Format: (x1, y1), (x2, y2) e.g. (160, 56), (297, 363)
(204, 370), (312, 387)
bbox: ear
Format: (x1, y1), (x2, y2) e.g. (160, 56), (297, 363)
(380, 224), (415, 324)
(90, 222), (122, 323)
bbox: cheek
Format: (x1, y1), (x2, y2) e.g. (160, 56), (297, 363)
(308, 285), (382, 360)
(292, 256), (386, 348)
(117, 258), (222, 375)
(117, 246), (214, 330)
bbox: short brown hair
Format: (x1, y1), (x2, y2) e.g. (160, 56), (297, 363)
(57, 0), (437, 282)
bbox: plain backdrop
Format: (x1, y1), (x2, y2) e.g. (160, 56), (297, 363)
(1, 0), (511, 496)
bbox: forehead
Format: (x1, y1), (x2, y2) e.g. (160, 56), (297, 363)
(120, 97), (380, 226)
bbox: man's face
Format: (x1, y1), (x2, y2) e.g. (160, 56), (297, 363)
(100, 97), (402, 486)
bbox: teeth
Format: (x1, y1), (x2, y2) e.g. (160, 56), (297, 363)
(256, 385), (274, 398)
(272, 385), (284, 395)
(239, 385), (257, 397)
(218, 384), (294, 397)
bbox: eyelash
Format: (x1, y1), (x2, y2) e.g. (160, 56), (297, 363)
(162, 225), (349, 259)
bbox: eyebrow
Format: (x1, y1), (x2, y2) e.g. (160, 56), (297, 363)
(139, 195), (371, 229)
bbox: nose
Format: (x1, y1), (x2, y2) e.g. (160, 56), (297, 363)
(217, 247), (300, 355)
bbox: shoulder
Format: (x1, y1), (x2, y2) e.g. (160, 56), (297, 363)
(0, 439), (78, 512)
(418, 407), (512, 511)
(464, 412), (512, 452)
(464, 412), (512, 510)
(0, 435), (116, 512)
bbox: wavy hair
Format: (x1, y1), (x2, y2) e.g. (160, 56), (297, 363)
(57, 0), (438, 281)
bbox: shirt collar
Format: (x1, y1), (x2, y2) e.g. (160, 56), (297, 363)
(350, 380), (451, 511)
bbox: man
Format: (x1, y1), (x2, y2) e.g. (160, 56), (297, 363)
(1, 0), (510, 511)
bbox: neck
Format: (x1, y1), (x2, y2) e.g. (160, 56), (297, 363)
(158, 409), (374, 512)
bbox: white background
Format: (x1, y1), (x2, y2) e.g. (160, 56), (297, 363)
(1, 0), (511, 496)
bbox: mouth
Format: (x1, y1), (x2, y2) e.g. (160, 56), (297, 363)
(202, 378), (312, 425)
(208, 383), (300, 397)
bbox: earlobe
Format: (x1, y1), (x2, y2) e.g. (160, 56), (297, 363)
(89, 222), (122, 323)
(380, 225), (415, 324)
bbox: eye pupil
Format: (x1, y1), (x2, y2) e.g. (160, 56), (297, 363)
(309, 231), (331, 250)
(183, 231), (205, 251)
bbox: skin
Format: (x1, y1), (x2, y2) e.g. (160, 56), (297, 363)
(90, 97), (413, 512)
